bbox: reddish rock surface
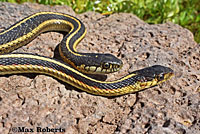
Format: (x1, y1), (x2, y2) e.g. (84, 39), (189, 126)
(0, 2), (199, 134)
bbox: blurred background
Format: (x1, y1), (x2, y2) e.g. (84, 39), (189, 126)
(0, 0), (199, 43)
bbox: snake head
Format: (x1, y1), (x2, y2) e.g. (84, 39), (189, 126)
(151, 65), (174, 82)
(78, 53), (123, 74)
(132, 65), (174, 83)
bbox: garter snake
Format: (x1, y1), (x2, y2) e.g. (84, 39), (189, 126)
(0, 12), (174, 96)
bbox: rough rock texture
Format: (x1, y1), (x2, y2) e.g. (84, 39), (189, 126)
(0, 2), (199, 134)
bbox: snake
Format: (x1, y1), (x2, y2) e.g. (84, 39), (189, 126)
(0, 12), (174, 96)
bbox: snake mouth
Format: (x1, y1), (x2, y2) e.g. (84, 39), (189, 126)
(76, 58), (123, 74)
(78, 64), (122, 74)
(164, 72), (174, 80)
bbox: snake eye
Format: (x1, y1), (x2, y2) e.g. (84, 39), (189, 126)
(158, 74), (165, 80)
(103, 62), (111, 69)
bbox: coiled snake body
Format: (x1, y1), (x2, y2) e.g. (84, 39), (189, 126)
(0, 12), (174, 96)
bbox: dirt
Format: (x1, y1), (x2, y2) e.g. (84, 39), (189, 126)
(0, 2), (199, 134)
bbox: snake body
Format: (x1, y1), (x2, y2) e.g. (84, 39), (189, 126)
(0, 12), (173, 96)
